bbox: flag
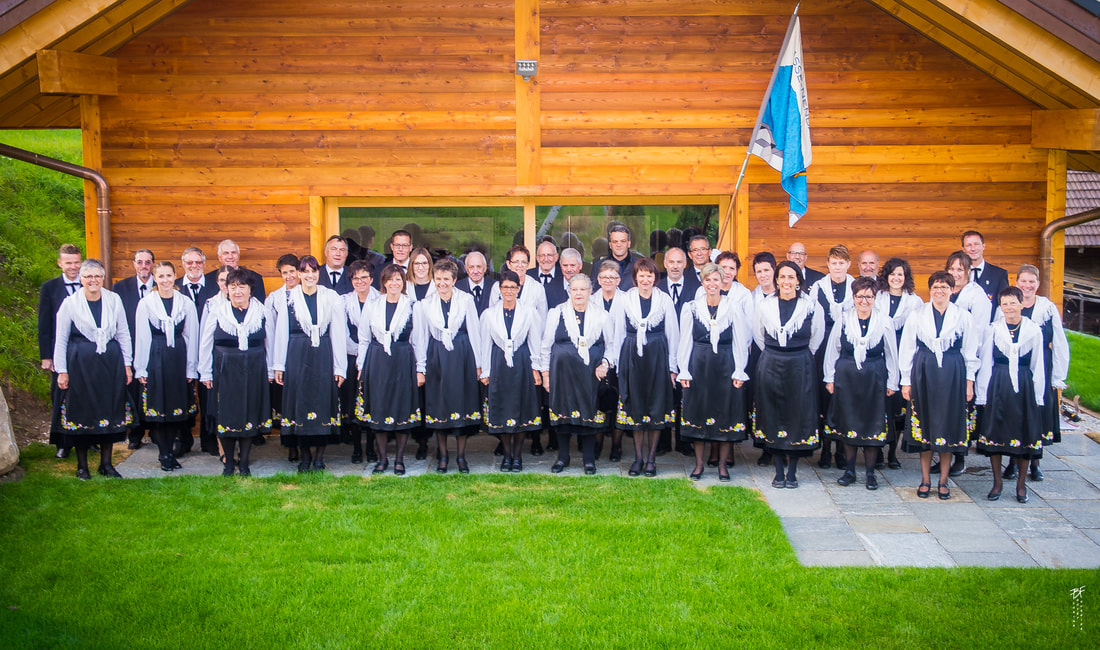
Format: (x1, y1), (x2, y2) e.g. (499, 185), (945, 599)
(749, 14), (812, 227)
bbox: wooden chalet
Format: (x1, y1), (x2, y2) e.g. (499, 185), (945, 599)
(1, 0), (1098, 302)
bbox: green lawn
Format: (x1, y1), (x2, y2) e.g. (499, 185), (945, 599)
(0, 444), (1095, 648)
(0, 129), (84, 400)
(1066, 330), (1100, 413)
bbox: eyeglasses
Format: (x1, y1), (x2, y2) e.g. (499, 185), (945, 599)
(81, 274), (104, 280)
(598, 275), (619, 281)
(412, 261), (430, 267)
(391, 242), (412, 249)
(853, 295), (875, 302)
(500, 284), (520, 291)
(352, 275), (371, 283)
(787, 250), (807, 257)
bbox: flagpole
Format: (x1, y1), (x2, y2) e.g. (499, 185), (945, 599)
(731, 2), (801, 202)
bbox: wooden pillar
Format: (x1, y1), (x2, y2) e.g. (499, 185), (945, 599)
(515, 0), (540, 186)
(1046, 149), (1066, 312)
(309, 196), (326, 259)
(79, 95), (102, 264)
(523, 198), (536, 266)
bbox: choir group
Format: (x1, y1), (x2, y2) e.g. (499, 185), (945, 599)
(39, 226), (1069, 502)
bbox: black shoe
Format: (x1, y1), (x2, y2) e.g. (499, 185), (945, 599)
(583, 463), (596, 475)
(313, 461), (326, 471)
(98, 466), (122, 478)
(757, 452), (772, 467)
(366, 449), (378, 463)
(55, 447), (70, 459)
(89, 444), (101, 452)
(707, 458), (719, 468)
(415, 442), (428, 460)
(784, 479), (799, 489)
(987, 487), (1002, 501)
(835, 451), (846, 468)
(771, 478), (784, 488)
(437, 457), (448, 474)
(457, 458), (469, 474)
(677, 442), (694, 457)
(551, 460), (568, 473)
(512, 458), (523, 473)
(718, 471), (730, 482)
(159, 456), (174, 472)
(917, 482), (931, 498)
(75, 468), (91, 481)
(887, 456), (902, 470)
(531, 439), (544, 457)
(1002, 463), (1017, 479)
(1029, 465), (1044, 482)
(372, 460), (388, 475)
(938, 482), (951, 500)
(288, 448), (300, 463)
(351, 450), (363, 464)
(238, 466), (251, 477)
(500, 458), (512, 473)
(494, 442), (505, 456)
(691, 468), (704, 481)
(1016, 489), (1029, 503)
(394, 461), (406, 476)
(948, 458), (966, 477)
(644, 462), (657, 478)
(297, 460), (310, 474)
(866, 474), (878, 491)
(628, 460), (642, 477)
(127, 440), (142, 450)
(252, 435), (266, 446)
(837, 470), (856, 486)
(608, 445), (622, 462)
(725, 456), (735, 468)
(817, 454), (831, 469)
(170, 456), (182, 470)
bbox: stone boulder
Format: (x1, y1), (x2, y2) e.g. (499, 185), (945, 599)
(0, 386), (20, 475)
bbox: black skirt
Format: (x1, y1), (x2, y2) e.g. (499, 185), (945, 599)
(57, 336), (134, 446)
(681, 339), (748, 442)
(210, 344), (272, 439)
(825, 353), (889, 447)
(280, 333), (341, 440)
(753, 346), (819, 455)
(357, 340), (421, 431)
(903, 345), (972, 454)
(975, 363), (1044, 458)
(423, 330), (482, 432)
(615, 332), (676, 431)
(483, 340), (542, 434)
(140, 332), (196, 424)
(547, 333), (607, 435)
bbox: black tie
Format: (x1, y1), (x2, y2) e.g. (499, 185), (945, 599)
(671, 283), (680, 303)
(541, 273), (552, 286)
(971, 267), (979, 283)
(190, 283), (200, 300)
(472, 285), (482, 303)
(139, 284), (147, 298)
(331, 271), (339, 285)
(65, 282), (80, 295)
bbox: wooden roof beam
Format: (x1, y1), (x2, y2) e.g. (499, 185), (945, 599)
(0, 0), (127, 72)
(37, 49), (117, 95)
(1033, 108), (1100, 151)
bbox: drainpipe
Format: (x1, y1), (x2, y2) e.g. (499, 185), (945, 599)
(0, 142), (111, 273)
(1039, 206), (1100, 298)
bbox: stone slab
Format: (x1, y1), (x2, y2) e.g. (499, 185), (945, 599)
(780, 516), (865, 552)
(1047, 500), (1100, 529)
(797, 550), (875, 567)
(858, 532), (955, 568)
(1082, 529), (1100, 546)
(846, 515), (927, 535)
(949, 550), (1038, 568)
(1017, 532), (1100, 568)
(921, 516), (1022, 553)
(986, 508), (1080, 539)
(1050, 433), (1100, 457)
(1027, 472), (1100, 500)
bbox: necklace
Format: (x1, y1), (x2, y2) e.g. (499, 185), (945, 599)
(1006, 321), (1021, 335)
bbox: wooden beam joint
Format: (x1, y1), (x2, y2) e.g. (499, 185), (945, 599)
(1032, 109), (1100, 151)
(37, 49), (118, 96)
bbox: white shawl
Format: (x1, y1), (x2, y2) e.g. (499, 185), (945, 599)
(990, 320), (1025, 393)
(485, 303), (533, 368)
(842, 308), (888, 370)
(622, 289), (669, 357)
(812, 275), (854, 324)
(289, 286), (333, 348)
(912, 303), (964, 368)
(215, 297), (266, 351)
(561, 305), (608, 365)
(690, 292), (735, 354)
(70, 289), (122, 354)
(142, 290), (187, 348)
(424, 293), (459, 351)
(756, 294), (812, 348)
(370, 295), (412, 356)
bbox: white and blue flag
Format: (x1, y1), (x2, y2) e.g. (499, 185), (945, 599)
(749, 14), (811, 227)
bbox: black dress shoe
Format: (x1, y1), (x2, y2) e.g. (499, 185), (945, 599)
(628, 460), (642, 477)
(1002, 463), (1017, 479)
(366, 449), (379, 463)
(56, 447), (70, 459)
(757, 451), (772, 467)
(837, 470), (856, 486)
(583, 463), (596, 475)
(127, 440), (142, 450)
(887, 457), (902, 470)
(170, 456), (182, 470)
(1016, 490), (1029, 503)
(784, 479), (799, 489)
(987, 487), (1002, 501)
(98, 466), (122, 478)
(75, 468), (91, 481)
(531, 439), (544, 457)
(394, 461), (406, 476)
(511, 458), (523, 473)
(771, 478), (784, 488)
(313, 461), (326, 471)
(457, 458), (469, 474)
(351, 451), (363, 464)
(372, 460), (388, 475)
(937, 482), (951, 500)
(437, 457), (448, 474)
(690, 468), (704, 481)
(1029, 464), (1044, 482)
(608, 445), (622, 462)
(643, 462), (657, 478)
(707, 458), (719, 468)
(725, 457), (735, 468)
(865, 474), (878, 491)
(238, 466), (251, 477)
(159, 456), (174, 472)
(949, 458), (966, 476)
(834, 451), (846, 468)
(415, 442), (428, 460)
(500, 458), (512, 473)
(551, 460), (568, 473)
(718, 471), (730, 482)
(817, 455), (831, 469)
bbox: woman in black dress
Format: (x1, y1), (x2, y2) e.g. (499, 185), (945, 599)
(591, 259), (625, 460)
(677, 263), (749, 481)
(750, 251), (777, 468)
(538, 274), (616, 474)
(415, 259), (484, 474)
(610, 257), (680, 477)
(752, 261), (825, 489)
(808, 245), (854, 471)
(899, 271), (980, 500)
(264, 254), (299, 461)
(479, 269), (543, 472)
(272, 255), (346, 473)
(198, 268), (273, 476)
(53, 259), (135, 480)
(1002, 264), (1069, 482)
(357, 264), (423, 475)
(342, 260), (379, 464)
(133, 261), (199, 472)
(874, 258), (923, 470)
(823, 276), (899, 490)
(976, 287), (1046, 503)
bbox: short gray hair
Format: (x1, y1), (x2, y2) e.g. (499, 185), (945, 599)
(181, 246), (205, 262)
(560, 247), (582, 264)
(80, 259), (105, 276)
(568, 273), (592, 292)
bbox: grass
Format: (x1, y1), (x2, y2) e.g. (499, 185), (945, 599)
(0, 129), (84, 400)
(1066, 330), (1100, 412)
(0, 443), (1096, 648)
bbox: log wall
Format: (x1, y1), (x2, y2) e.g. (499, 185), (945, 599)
(96, 0), (1047, 289)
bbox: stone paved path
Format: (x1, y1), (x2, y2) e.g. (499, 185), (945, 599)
(117, 419), (1100, 569)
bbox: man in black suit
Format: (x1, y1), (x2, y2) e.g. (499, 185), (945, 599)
(375, 229), (414, 289)
(529, 240), (568, 308)
(319, 234), (353, 295)
(204, 239), (266, 301)
(962, 230), (1008, 321)
(38, 243), (83, 458)
(787, 241), (825, 287)
(113, 249), (156, 449)
(593, 224), (644, 290)
(687, 234), (714, 284)
(554, 247), (586, 308)
(175, 246), (220, 456)
(656, 246), (699, 317)
(454, 250), (495, 315)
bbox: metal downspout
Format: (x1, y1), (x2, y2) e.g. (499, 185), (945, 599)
(1040, 206), (1100, 298)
